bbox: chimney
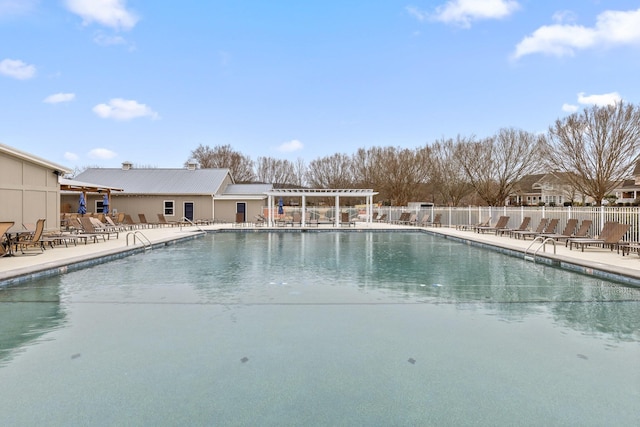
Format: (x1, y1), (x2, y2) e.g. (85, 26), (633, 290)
(122, 161), (133, 170)
(187, 160), (198, 170)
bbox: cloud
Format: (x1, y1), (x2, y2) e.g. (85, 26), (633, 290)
(88, 148), (117, 160)
(92, 98), (159, 121)
(562, 92), (622, 114)
(276, 139), (304, 153)
(64, 152), (79, 161)
(431, 0), (520, 28)
(405, 6), (428, 22)
(576, 91), (621, 106)
(43, 92), (75, 104)
(0, 0), (38, 17)
(514, 8), (640, 59)
(64, 0), (138, 31)
(0, 58), (36, 79)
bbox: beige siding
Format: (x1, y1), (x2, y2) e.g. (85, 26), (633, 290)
(215, 199), (265, 223)
(0, 152), (61, 231)
(61, 194), (215, 223)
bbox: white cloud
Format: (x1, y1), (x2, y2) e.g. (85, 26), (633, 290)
(432, 0), (520, 28)
(43, 92), (75, 104)
(64, 152), (79, 161)
(576, 91), (621, 106)
(0, 58), (36, 79)
(93, 32), (127, 46)
(92, 98), (159, 121)
(276, 139), (304, 153)
(406, 6), (428, 22)
(514, 8), (640, 59)
(65, 0), (138, 31)
(88, 148), (117, 160)
(562, 103), (579, 113)
(0, 0), (38, 17)
(561, 92), (622, 114)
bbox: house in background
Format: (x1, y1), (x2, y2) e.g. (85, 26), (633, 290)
(613, 161), (640, 205)
(0, 143), (71, 231)
(509, 172), (596, 206)
(65, 162), (272, 223)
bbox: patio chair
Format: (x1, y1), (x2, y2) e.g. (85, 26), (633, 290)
(14, 219), (53, 253)
(456, 217), (490, 231)
(429, 213), (442, 227)
(393, 212), (411, 224)
(568, 222), (630, 252)
(375, 213), (388, 223)
(539, 218), (578, 241)
(497, 217), (530, 237)
(0, 221), (15, 256)
(75, 217), (110, 242)
(511, 218), (548, 239)
(138, 213), (158, 228)
(476, 216), (510, 234)
(157, 214), (179, 227)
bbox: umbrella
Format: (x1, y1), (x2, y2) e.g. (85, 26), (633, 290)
(278, 197), (284, 215)
(78, 193), (87, 215)
(103, 194), (109, 214)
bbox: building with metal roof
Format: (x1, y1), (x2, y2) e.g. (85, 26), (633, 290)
(63, 163), (272, 223)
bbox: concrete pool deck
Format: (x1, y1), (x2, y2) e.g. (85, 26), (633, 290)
(2, 222), (640, 287)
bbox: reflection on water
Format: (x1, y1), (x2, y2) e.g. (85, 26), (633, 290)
(2, 232), (639, 360)
(0, 277), (66, 366)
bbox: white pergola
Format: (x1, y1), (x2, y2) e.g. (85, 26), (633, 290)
(264, 188), (378, 227)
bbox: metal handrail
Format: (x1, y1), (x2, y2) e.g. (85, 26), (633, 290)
(524, 236), (557, 262)
(126, 231), (152, 249)
(180, 217), (205, 232)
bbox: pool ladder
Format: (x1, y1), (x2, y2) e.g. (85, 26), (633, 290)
(126, 231), (152, 250)
(180, 217), (205, 232)
(524, 236), (556, 262)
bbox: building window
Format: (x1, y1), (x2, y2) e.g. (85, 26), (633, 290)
(164, 200), (175, 216)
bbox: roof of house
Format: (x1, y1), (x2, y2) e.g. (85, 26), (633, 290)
(511, 173), (545, 194)
(0, 142), (72, 174)
(75, 168), (232, 195)
(223, 183), (273, 195)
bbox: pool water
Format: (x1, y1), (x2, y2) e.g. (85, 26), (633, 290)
(1, 232), (639, 426)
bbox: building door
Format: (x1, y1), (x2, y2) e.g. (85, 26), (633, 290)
(236, 202), (246, 223)
(184, 202), (194, 221)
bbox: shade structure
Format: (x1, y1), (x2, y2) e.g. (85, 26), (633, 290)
(78, 193), (87, 215)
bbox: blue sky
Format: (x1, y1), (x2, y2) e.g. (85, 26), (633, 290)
(2, 0), (640, 170)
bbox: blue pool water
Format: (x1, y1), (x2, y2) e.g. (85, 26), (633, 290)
(0, 232), (639, 426)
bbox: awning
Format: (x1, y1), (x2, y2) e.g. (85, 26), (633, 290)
(59, 177), (124, 193)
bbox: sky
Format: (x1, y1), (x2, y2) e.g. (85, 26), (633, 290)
(2, 0), (640, 170)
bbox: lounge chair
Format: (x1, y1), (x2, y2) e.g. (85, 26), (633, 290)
(254, 214), (267, 226)
(138, 213), (158, 228)
(305, 212), (319, 227)
(476, 216), (510, 234)
(568, 222), (630, 252)
(511, 218), (548, 240)
(75, 217), (109, 242)
(14, 219), (54, 253)
(157, 214), (179, 227)
(393, 212), (411, 225)
(457, 217), (490, 231)
(123, 214), (141, 229)
(497, 217), (531, 237)
(429, 213), (442, 227)
(0, 221), (15, 256)
(375, 213), (388, 223)
(539, 218), (578, 241)
(418, 214), (430, 227)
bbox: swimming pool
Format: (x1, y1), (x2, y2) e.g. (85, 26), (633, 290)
(1, 231), (638, 425)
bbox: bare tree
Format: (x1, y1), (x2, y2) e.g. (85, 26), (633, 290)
(457, 129), (545, 206)
(545, 102), (640, 205)
(429, 137), (474, 206)
(255, 157), (298, 186)
(186, 144), (255, 182)
(306, 153), (355, 189)
(292, 158), (307, 187)
(371, 146), (430, 206)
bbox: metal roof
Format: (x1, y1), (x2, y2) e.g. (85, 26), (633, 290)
(223, 183), (273, 196)
(75, 168), (231, 195)
(0, 142), (72, 174)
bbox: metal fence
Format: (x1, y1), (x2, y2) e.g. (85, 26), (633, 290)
(373, 205), (640, 243)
